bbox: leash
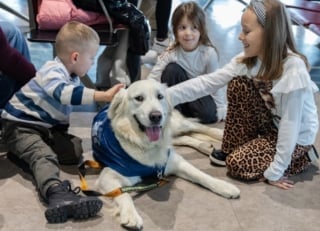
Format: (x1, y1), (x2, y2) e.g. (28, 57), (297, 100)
(78, 160), (169, 198)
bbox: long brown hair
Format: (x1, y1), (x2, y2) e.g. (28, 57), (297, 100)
(170, 1), (218, 54)
(240, 0), (309, 81)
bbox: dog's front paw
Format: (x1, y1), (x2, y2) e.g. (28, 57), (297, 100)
(120, 205), (143, 230)
(215, 181), (240, 199)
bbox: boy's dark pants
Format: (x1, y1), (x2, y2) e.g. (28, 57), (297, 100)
(2, 119), (83, 199)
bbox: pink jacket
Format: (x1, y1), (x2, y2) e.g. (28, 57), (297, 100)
(37, 0), (108, 30)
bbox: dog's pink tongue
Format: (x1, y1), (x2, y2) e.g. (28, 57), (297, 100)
(146, 126), (161, 142)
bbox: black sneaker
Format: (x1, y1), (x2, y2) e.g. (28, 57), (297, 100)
(210, 149), (227, 166)
(45, 180), (103, 223)
(307, 145), (319, 163)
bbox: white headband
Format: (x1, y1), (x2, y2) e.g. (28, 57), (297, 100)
(250, 0), (266, 27)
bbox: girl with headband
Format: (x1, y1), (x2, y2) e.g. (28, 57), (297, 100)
(167, 0), (319, 189)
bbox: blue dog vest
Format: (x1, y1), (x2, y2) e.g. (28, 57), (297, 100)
(92, 105), (168, 178)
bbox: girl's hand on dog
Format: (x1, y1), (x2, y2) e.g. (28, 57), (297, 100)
(94, 83), (125, 102)
(259, 176), (294, 190)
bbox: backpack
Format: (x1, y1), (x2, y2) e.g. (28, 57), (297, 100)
(72, 0), (150, 55)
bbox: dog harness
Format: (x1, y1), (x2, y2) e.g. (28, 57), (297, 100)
(78, 105), (169, 197)
(91, 105), (169, 178)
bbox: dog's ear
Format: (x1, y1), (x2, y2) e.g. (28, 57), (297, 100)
(108, 88), (127, 119)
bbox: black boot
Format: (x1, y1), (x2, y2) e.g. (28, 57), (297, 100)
(210, 149), (227, 166)
(45, 180), (103, 223)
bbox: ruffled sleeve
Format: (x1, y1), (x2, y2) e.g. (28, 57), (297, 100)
(271, 55), (319, 94)
(167, 53), (244, 107)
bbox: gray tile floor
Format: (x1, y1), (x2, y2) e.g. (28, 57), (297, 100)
(0, 0), (320, 230)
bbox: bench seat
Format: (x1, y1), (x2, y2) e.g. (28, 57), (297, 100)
(309, 23), (320, 36)
(283, 0), (320, 12)
(288, 8), (320, 26)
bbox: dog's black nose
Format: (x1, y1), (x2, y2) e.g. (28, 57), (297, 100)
(149, 111), (162, 124)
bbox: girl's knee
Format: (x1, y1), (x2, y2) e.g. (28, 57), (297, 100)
(161, 63), (188, 85)
(226, 151), (262, 181)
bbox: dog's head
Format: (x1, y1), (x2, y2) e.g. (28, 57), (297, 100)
(108, 79), (173, 143)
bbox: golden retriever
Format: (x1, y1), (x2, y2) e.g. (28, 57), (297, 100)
(91, 79), (240, 230)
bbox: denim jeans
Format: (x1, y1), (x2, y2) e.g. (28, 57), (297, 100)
(0, 20), (31, 61)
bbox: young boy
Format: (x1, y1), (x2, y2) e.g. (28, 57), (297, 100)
(1, 21), (124, 223)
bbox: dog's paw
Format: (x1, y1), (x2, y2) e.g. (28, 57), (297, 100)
(120, 206), (143, 230)
(215, 181), (240, 199)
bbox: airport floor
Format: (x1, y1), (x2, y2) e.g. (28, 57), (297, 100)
(0, 0), (319, 230)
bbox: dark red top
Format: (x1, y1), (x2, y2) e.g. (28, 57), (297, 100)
(0, 27), (36, 86)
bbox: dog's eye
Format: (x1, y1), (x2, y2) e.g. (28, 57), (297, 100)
(135, 95), (144, 102)
(157, 94), (164, 100)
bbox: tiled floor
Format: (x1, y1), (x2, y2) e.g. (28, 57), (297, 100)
(0, 0), (320, 230)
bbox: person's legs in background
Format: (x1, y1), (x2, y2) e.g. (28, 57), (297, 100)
(126, 0), (141, 83)
(95, 45), (117, 90)
(126, 49), (141, 83)
(153, 0), (172, 53)
(96, 30), (131, 91)
(0, 20), (30, 61)
(95, 0), (142, 90)
(141, 0), (172, 65)
(96, 28), (140, 90)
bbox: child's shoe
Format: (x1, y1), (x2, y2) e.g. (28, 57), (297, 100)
(140, 50), (158, 65)
(307, 145), (319, 166)
(210, 149), (227, 166)
(45, 180), (102, 223)
(113, 59), (131, 86)
(151, 37), (170, 54)
(141, 37), (171, 65)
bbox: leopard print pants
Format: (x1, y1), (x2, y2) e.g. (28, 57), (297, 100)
(223, 76), (311, 180)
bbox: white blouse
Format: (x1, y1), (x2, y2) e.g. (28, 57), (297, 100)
(167, 52), (319, 181)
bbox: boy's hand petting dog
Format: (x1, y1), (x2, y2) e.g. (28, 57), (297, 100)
(94, 83), (125, 102)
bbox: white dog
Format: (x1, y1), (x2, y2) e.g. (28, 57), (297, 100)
(91, 79), (240, 230)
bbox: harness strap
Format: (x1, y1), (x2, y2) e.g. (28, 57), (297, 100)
(78, 160), (104, 196)
(78, 160), (169, 198)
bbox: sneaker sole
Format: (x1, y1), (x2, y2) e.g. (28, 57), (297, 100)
(209, 155), (226, 166)
(45, 199), (103, 223)
(141, 50), (158, 64)
(307, 145), (319, 163)
(152, 39), (170, 54)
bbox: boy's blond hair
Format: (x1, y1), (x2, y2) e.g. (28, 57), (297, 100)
(55, 21), (100, 60)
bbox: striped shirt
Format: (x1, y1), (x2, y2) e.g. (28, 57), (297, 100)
(1, 57), (95, 128)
